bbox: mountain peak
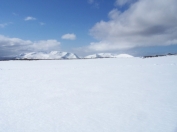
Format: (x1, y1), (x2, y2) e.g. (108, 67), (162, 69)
(16, 51), (79, 60)
(16, 51), (133, 60)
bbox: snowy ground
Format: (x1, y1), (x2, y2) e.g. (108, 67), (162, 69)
(0, 56), (177, 132)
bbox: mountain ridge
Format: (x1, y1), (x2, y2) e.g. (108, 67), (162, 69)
(15, 51), (134, 60)
(16, 51), (79, 60)
(84, 53), (133, 59)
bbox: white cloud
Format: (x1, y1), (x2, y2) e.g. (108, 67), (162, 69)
(0, 22), (12, 28)
(12, 13), (18, 16)
(61, 33), (76, 40)
(88, 0), (177, 51)
(0, 35), (60, 56)
(24, 16), (36, 21)
(40, 22), (45, 25)
(88, 0), (99, 8)
(0, 23), (8, 28)
(88, 41), (131, 51)
(115, 0), (135, 6)
(88, 0), (94, 4)
(32, 40), (60, 51)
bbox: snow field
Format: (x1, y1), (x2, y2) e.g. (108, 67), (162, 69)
(0, 57), (177, 132)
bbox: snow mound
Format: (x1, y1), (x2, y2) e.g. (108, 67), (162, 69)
(16, 51), (79, 60)
(115, 54), (134, 58)
(85, 53), (133, 59)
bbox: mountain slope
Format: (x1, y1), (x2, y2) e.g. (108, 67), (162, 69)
(84, 53), (133, 59)
(16, 51), (133, 60)
(16, 51), (79, 59)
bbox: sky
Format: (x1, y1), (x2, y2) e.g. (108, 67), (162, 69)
(0, 0), (177, 57)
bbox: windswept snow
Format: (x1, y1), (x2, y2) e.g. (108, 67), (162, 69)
(0, 56), (177, 132)
(16, 51), (79, 59)
(84, 53), (133, 58)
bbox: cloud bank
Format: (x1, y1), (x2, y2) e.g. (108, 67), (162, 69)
(61, 33), (76, 40)
(88, 0), (177, 51)
(0, 35), (60, 56)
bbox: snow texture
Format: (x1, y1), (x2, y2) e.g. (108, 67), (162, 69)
(0, 56), (177, 132)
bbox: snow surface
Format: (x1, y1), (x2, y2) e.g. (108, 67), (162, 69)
(16, 51), (79, 59)
(84, 53), (133, 59)
(0, 56), (177, 132)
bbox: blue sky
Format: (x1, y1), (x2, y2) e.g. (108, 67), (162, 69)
(0, 0), (177, 57)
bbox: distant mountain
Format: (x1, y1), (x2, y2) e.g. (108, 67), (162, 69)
(84, 53), (133, 59)
(2, 52), (134, 60)
(16, 51), (80, 60)
(0, 57), (16, 61)
(2, 52), (176, 61)
(143, 53), (177, 58)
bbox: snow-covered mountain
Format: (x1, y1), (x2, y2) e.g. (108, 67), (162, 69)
(84, 53), (133, 59)
(15, 51), (133, 60)
(16, 51), (79, 60)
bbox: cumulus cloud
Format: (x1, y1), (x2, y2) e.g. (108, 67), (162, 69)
(0, 35), (60, 56)
(24, 16), (36, 21)
(88, 0), (177, 51)
(61, 33), (76, 40)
